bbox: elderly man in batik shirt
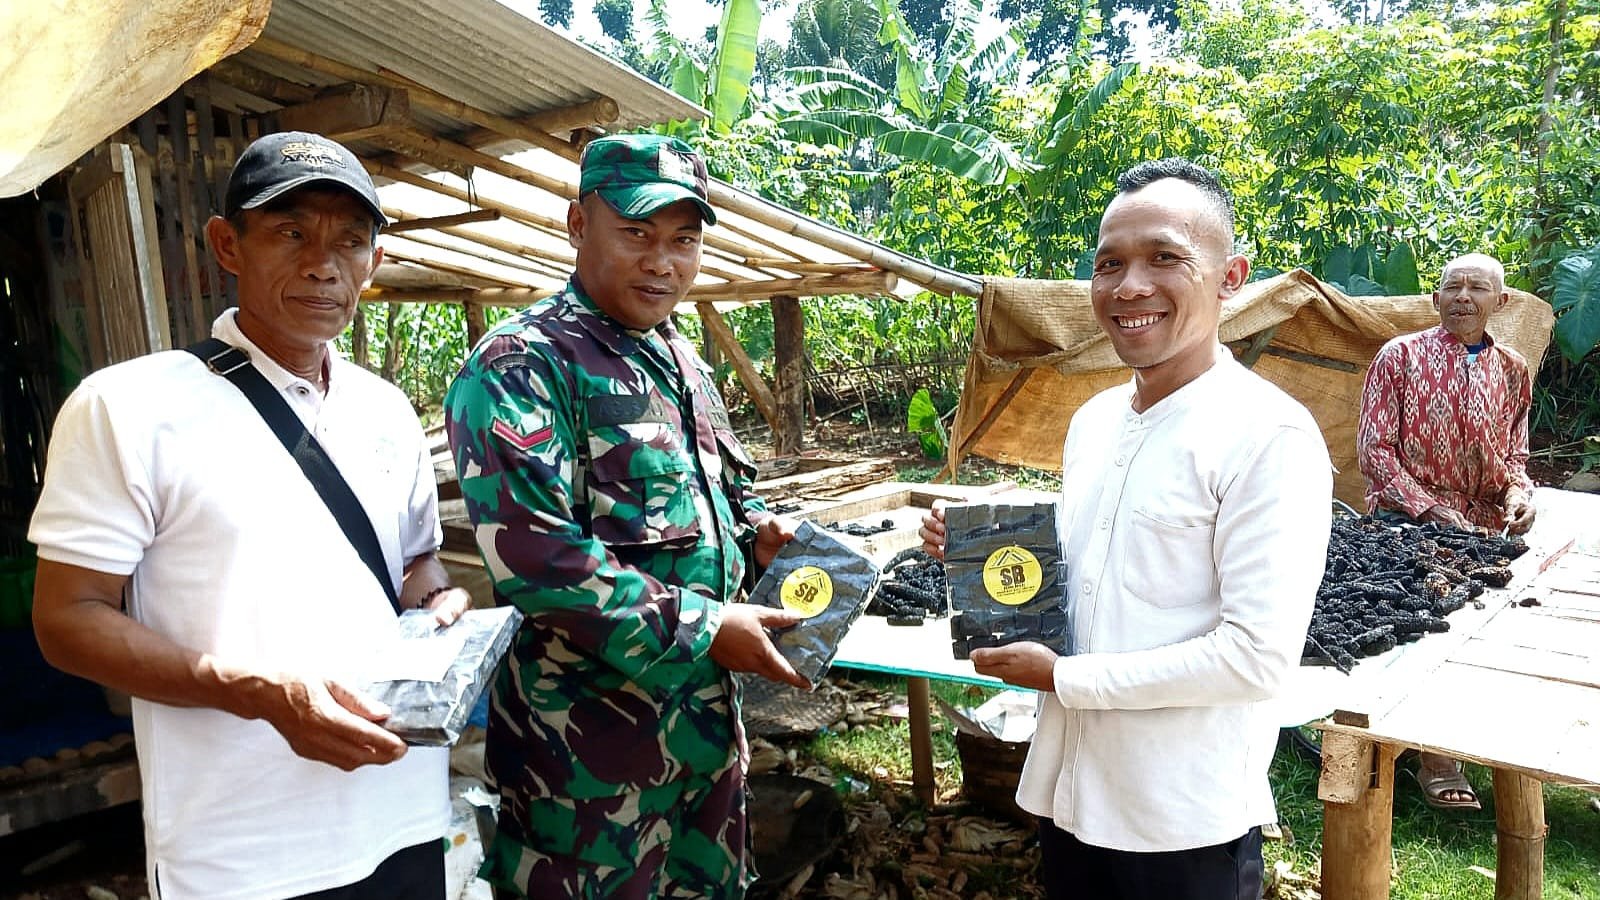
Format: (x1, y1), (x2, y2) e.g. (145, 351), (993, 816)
(1356, 252), (1533, 810)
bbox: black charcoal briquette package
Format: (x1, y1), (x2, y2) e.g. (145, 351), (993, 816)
(367, 606), (523, 746)
(942, 502), (1070, 660)
(749, 520), (878, 686)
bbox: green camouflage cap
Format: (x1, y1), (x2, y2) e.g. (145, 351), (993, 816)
(578, 134), (717, 225)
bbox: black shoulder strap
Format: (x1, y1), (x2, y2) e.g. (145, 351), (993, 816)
(185, 338), (401, 615)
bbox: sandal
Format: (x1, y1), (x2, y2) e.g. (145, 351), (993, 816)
(1412, 759), (1482, 811)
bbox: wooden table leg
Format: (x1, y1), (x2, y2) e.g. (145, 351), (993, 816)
(1319, 733), (1398, 900)
(1493, 768), (1546, 900)
(906, 676), (935, 806)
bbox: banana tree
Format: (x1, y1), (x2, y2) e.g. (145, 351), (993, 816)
(772, 0), (1032, 185)
(648, 0), (763, 135)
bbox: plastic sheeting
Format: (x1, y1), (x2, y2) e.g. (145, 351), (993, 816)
(1, 0), (269, 197)
(950, 269), (1555, 506)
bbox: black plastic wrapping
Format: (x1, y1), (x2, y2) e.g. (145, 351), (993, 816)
(368, 606), (524, 746)
(749, 520), (878, 686)
(942, 502), (1070, 659)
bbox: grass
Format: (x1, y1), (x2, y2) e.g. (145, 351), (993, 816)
(1268, 743), (1600, 898)
(801, 674), (1600, 898)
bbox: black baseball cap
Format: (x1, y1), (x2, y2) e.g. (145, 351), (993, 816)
(223, 131), (385, 225)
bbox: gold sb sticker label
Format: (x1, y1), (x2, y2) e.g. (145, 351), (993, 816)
(780, 566), (833, 618)
(982, 546), (1042, 605)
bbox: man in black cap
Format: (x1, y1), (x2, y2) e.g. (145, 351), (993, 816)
(31, 131), (468, 899)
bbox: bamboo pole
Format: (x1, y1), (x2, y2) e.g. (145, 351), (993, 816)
(687, 271), (897, 301)
(209, 59), (317, 105)
(698, 302), (779, 433)
(385, 232), (563, 279)
(708, 182), (982, 297)
(383, 208), (502, 233)
(384, 127), (575, 198)
(1493, 770), (1546, 900)
(743, 258), (874, 274)
(362, 287), (551, 305)
(534, 135), (982, 297)
(380, 251), (528, 288)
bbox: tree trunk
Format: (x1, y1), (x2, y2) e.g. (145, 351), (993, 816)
(771, 295), (805, 457)
(382, 302), (405, 384)
(1531, 0), (1568, 288)
(351, 304), (369, 369)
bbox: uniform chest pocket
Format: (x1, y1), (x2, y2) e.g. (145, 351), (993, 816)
(1123, 508), (1218, 609)
(586, 422), (703, 549)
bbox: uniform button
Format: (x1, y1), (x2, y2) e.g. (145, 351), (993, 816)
(295, 386), (309, 396)
(1081, 581), (1092, 595)
(1114, 455), (1127, 466)
(1099, 518), (1110, 529)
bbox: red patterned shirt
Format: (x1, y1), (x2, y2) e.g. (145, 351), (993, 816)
(1357, 326), (1533, 528)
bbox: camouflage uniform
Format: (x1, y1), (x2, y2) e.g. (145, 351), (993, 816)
(445, 277), (766, 899)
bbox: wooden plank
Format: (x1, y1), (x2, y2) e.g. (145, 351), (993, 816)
(1318, 730), (1376, 805)
(800, 485), (913, 526)
(754, 460), (897, 504)
(383, 208), (501, 233)
(1451, 639), (1600, 690)
(1321, 741), (1398, 900)
(1326, 662), (1600, 788)
(697, 302), (778, 433)
(165, 93), (207, 338)
(190, 80), (220, 339)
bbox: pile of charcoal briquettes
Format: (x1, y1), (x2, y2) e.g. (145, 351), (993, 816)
(1306, 514), (1528, 672)
(869, 547), (948, 624)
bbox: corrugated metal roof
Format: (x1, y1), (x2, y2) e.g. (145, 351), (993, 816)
(246, 0), (704, 131)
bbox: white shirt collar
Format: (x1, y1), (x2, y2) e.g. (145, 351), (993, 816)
(211, 309), (343, 395)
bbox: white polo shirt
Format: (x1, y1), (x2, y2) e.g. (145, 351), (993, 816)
(1017, 345), (1332, 852)
(29, 311), (449, 899)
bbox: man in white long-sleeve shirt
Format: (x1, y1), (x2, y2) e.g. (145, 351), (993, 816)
(921, 158), (1331, 899)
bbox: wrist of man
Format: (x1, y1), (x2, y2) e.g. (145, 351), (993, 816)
(412, 585), (453, 610)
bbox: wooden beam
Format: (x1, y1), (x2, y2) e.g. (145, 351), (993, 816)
(1320, 738), (1397, 900)
(275, 85), (411, 144)
(250, 37), (577, 160)
(382, 207), (502, 233)
(208, 59), (316, 105)
(361, 133), (474, 181)
(698, 301), (779, 434)
(771, 294), (805, 457)
(438, 98), (621, 153)
(1493, 770), (1546, 900)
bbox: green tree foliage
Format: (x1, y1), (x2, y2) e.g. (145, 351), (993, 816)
(539, 0), (575, 28)
(594, 0), (634, 43)
(786, 0), (895, 87)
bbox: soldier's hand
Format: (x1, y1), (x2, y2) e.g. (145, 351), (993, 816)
(252, 674), (408, 771)
(711, 605), (809, 689)
(970, 642), (1058, 692)
(753, 515), (799, 569)
(919, 501), (948, 561)
(1505, 498), (1536, 535)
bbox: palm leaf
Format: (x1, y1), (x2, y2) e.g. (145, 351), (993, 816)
(1040, 63), (1136, 163)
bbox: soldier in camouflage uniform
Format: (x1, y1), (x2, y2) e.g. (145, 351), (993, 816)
(445, 134), (809, 900)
